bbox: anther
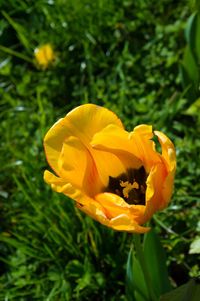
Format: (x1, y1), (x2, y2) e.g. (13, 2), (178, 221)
(120, 181), (139, 198)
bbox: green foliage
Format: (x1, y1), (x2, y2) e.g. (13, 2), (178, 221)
(0, 0), (200, 300)
(126, 231), (171, 301)
(189, 235), (200, 254)
(126, 244), (148, 301)
(160, 278), (200, 301)
(180, 12), (200, 102)
(143, 231), (172, 297)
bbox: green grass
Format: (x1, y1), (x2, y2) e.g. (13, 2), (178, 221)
(0, 0), (200, 300)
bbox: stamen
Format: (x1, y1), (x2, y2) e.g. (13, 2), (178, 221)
(105, 166), (148, 205)
(120, 180), (139, 198)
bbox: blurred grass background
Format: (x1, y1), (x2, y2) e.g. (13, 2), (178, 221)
(0, 0), (200, 300)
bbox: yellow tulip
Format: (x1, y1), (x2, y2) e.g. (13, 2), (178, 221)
(34, 44), (55, 69)
(44, 104), (176, 233)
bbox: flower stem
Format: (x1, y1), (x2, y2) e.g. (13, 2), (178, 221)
(134, 234), (158, 301)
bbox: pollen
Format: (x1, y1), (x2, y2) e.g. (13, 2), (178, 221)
(120, 180), (139, 198)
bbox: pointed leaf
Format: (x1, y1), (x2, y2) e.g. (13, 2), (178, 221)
(143, 230), (172, 297)
(185, 13), (197, 47)
(185, 12), (200, 64)
(184, 98), (200, 116)
(2, 11), (30, 51)
(179, 63), (197, 102)
(160, 278), (200, 301)
(126, 245), (149, 301)
(182, 46), (199, 88)
(126, 246), (137, 301)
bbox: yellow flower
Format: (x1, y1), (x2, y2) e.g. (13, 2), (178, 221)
(44, 104), (176, 233)
(34, 44), (55, 69)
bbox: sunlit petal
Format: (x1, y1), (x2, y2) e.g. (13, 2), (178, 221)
(58, 136), (101, 196)
(92, 124), (142, 169)
(44, 170), (98, 207)
(109, 214), (150, 233)
(58, 136), (87, 188)
(155, 131), (176, 206)
(65, 104), (124, 146)
(92, 149), (127, 187)
(130, 125), (161, 171)
(95, 192), (146, 221)
(144, 163), (167, 222)
(44, 170), (82, 199)
(44, 104), (124, 175)
(77, 199), (149, 233)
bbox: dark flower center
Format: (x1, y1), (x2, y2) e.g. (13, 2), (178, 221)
(105, 166), (148, 205)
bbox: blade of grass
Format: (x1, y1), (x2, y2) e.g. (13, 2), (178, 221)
(0, 45), (33, 63)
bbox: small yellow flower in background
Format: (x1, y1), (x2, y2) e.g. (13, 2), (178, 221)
(43, 104), (176, 233)
(34, 43), (55, 69)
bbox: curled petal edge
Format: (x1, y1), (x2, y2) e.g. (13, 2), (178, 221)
(44, 170), (150, 233)
(154, 131), (176, 207)
(77, 198), (150, 233)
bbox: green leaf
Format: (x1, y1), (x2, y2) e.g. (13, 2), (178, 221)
(2, 11), (30, 51)
(189, 236), (200, 254)
(180, 46), (199, 102)
(185, 12), (200, 64)
(192, 0), (200, 11)
(126, 246), (137, 301)
(143, 230), (172, 297)
(65, 260), (84, 278)
(126, 245), (149, 301)
(182, 46), (199, 88)
(181, 12), (200, 101)
(185, 13), (197, 47)
(184, 98), (200, 116)
(160, 279), (200, 301)
(75, 270), (92, 292)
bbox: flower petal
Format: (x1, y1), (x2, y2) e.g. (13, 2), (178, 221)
(95, 192), (146, 220)
(91, 149), (127, 187)
(154, 131), (176, 173)
(58, 136), (101, 196)
(58, 136), (87, 187)
(44, 170), (82, 199)
(76, 200), (108, 223)
(97, 193), (148, 232)
(44, 104), (124, 175)
(77, 199), (150, 233)
(109, 214), (150, 233)
(130, 125), (161, 171)
(65, 104), (124, 145)
(92, 124), (162, 172)
(92, 124), (137, 155)
(154, 131), (176, 206)
(45, 170), (149, 233)
(44, 117), (67, 175)
(144, 163), (167, 222)
(133, 124), (153, 138)
(44, 170), (97, 206)
(92, 124), (142, 169)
